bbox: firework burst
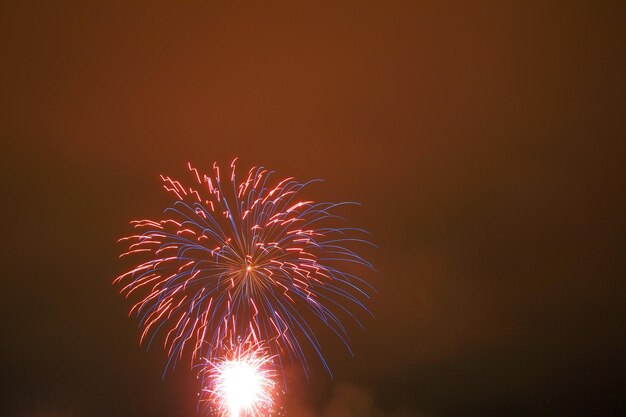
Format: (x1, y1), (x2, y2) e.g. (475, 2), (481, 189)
(199, 333), (278, 417)
(115, 160), (374, 374)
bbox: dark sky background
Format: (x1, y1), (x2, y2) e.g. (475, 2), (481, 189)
(1, 1), (625, 417)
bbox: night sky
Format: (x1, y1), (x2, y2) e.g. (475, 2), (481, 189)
(1, 1), (625, 417)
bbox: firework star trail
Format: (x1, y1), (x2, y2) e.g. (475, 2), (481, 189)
(115, 159), (375, 378)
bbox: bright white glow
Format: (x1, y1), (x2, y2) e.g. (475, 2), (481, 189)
(221, 360), (262, 417)
(202, 338), (276, 417)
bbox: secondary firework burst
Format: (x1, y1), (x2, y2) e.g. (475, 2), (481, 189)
(199, 333), (278, 417)
(115, 159), (374, 374)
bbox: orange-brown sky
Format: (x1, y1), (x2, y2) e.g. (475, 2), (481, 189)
(1, 1), (624, 417)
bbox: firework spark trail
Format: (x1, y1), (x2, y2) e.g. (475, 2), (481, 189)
(115, 160), (374, 376)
